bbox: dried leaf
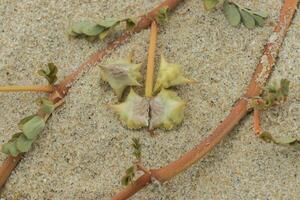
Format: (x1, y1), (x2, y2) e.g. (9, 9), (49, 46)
(203, 0), (219, 11)
(149, 89), (186, 130)
(223, 0), (241, 27)
(110, 89), (149, 129)
(38, 63), (58, 85)
(100, 57), (142, 98)
(154, 55), (193, 93)
(240, 9), (256, 29)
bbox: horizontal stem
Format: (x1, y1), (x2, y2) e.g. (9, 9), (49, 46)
(0, 85), (53, 93)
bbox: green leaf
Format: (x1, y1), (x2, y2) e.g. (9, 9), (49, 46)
(82, 24), (104, 36)
(253, 14), (266, 27)
(99, 29), (110, 40)
(22, 116), (45, 140)
(125, 18), (136, 29)
(70, 21), (90, 35)
(132, 138), (141, 160)
(244, 8), (268, 18)
(156, 7), (169, 24)
(274, 136), (297, 145)
(38, 63), (58, 85)
(121, 166), (135, 186)
(18, 115), (36, 130)
(240, 9), (256, 29)
(223, 0), (241, 27)
(16, 134), (33, 153)
(259, 131), (273, 142)
(2, 142), (19, 157)
(280, 79), (290, 97)
(36, 98), (55, 114)
(203, 0), (219, 11)
(98, 19), (119, 28)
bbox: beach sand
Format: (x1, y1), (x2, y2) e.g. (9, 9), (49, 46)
(0, 0), (299, 199)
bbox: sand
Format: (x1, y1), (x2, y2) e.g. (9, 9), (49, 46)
(0, 0), (299, 199)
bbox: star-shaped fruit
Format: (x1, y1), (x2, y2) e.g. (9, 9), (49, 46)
(110, 89), (149, 129)
(154, 55), (194, 92)
(149, 89), (186, 130)
(100, 57), (142, 98)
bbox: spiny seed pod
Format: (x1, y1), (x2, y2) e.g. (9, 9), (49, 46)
(154, 55), (194, 93)
(100, 57), (142, 98)
(149, 89), (186, 130)
(110, 89), (149, 129)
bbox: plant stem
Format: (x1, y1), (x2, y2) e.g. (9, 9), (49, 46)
(0, 85), (53, 93)
(0, 0), (184, 189)
(145, 21), (158, 98)
(253, 109), (262, 135)
(112, 0), (299, 199)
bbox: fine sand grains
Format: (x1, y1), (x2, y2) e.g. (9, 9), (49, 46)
(0, 0), (299, 199)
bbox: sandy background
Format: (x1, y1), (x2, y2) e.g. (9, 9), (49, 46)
(0, 0), (299, 199)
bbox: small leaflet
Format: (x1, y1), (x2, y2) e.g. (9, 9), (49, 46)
(38, 63), (58, 85)
(203, 0), (219, 11)
(223, 0), (268, 29)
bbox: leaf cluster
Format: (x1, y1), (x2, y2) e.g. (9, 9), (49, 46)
(38, 63), (58, 85)
(1, 99), (55, 156)
(155, 7), (169, 24)
(260, 132), (300, 150)
(223, 0), (268, 29)
(121, 138), (143, 186)
(69, 18), (135, 41)
(132, 138), (142, 161)
(251, 79), (290, 110)
(108, 56), (192, 130)
(121, 166), (135, 186)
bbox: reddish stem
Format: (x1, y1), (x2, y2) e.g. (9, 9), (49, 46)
(253, 109), (262, 135)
